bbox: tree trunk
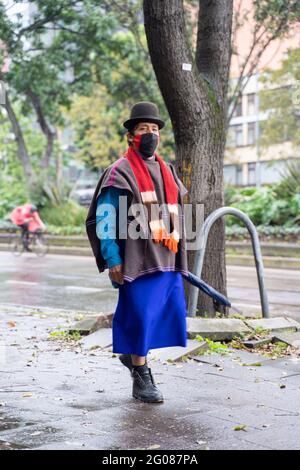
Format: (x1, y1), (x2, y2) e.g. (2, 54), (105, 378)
(143, 0), (233, 316)
(27, 88), (57, 172)
(4, 92), (34, 184)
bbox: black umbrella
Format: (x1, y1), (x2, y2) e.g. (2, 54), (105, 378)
(182, 271), (231, 308)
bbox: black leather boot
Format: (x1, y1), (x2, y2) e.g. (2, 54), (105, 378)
(131, 365), (164, 403)
(119, 354), (147, 373)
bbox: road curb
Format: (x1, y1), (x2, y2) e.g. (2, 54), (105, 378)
(1, 244), (300, 269)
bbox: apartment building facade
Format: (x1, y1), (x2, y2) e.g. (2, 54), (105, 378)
(225, 0), (300, 187)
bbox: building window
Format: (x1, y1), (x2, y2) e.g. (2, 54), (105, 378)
(247, 122), (256, 145)
(223, 165), (236, 185)
(236, 165), (243, 186)
(227, 124), (244, 147)
(247, 93), (256, 115)
(226, 126), (235, 147)
(234, 124), (244, 147)
(233, 95), (242, 117)
(248, 162), (256, 185)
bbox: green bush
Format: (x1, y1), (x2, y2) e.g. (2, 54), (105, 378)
(46, 225), (86, 235)
(225, 224), (300, 241)
(40, 200), (88, 227)
(225, 184), (300, 227)
(0, 177), (29, 219)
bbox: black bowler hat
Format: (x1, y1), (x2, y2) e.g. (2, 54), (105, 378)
(123, 101), (165, 131)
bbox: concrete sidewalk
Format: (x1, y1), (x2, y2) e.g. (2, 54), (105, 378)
(1, 307), (300, 450)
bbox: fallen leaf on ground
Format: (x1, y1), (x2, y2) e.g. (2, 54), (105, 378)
(234, 424), (247, 431)
(7, 321), (16, 328)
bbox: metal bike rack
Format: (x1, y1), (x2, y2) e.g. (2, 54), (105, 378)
(188, 206), (270, 318)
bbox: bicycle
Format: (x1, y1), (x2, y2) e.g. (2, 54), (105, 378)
(11, 229), (48, 257)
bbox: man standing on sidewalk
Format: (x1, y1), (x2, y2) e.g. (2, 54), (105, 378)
(86, 102), (189, 404)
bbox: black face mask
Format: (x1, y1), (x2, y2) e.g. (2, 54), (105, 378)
(134, 133), (159, 158)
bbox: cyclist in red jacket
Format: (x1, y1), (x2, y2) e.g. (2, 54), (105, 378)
(10, 204), (46, 252)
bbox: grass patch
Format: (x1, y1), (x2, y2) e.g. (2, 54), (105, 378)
(49, 330), (82, 342)
(195, 335), (230, 356)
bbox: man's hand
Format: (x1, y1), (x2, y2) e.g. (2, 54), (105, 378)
(109, 264), (124, 285)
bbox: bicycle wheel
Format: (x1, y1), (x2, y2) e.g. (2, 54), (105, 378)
(31, 233), (48, 257)
(11, 235), (25, 257)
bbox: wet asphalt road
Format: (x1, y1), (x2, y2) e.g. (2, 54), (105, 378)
(0, 252), (299, 319)
(0, 252), (117, 315)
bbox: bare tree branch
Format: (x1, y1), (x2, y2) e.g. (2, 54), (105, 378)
(17, 0), (81, 38)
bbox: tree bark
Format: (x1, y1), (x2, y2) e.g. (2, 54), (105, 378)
(143, 0), (233, 316)
(4, 91), (34, 184)
(27, 88), (57, 172)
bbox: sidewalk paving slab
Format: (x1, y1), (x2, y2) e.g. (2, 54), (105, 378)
(273, 332), (300, 349)
(241, 337), (274, 349)
(188, 348), (275, 368)
(186, 317), (252, 341)
(80, 328), (112, 350)
(148, 340), (208, 363)
(69, 314), (113, 335)
(245, 317), (300, 333)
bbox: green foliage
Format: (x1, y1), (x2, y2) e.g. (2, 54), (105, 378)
(225, 186), (288, 226)
(254, 1), (300, 34)
(1, 0), (173, 185)
(64, 86), (128, 170)
(204, 338), (229, 355)
(225, 176), (300, 228)
(226, 224), (300, 241)
(252, 326), (271, 337)
(0, 105), (46, 177)
(195, 335), (229, 355)
(274, 159), (300, 198)
(271, 341), (289, 356)
(33, 175), (75, 208)
(63, 24), (176, 170)
(40, 200), (87, 227)
(195, 335), (205, 342)
(0, 177), (29, 220)
(46, 225), (85, 235)
(65, 84), (175, 170)
(49, 330), (82, 341)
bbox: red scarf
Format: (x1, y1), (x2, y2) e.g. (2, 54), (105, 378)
(124, 146), (180, 253)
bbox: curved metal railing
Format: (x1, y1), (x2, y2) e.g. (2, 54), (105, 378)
(187, 206), (270, 318)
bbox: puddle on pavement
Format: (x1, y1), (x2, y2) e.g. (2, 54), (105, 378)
(68, 402), (113, 412)
(0, 411), (60, 449)
(0, 439), (27, 450)
(0, 419), (20, 432)
(0, 412), (35, 432)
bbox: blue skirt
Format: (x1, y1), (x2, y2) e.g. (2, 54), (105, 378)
(112, 271), (187, 356)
